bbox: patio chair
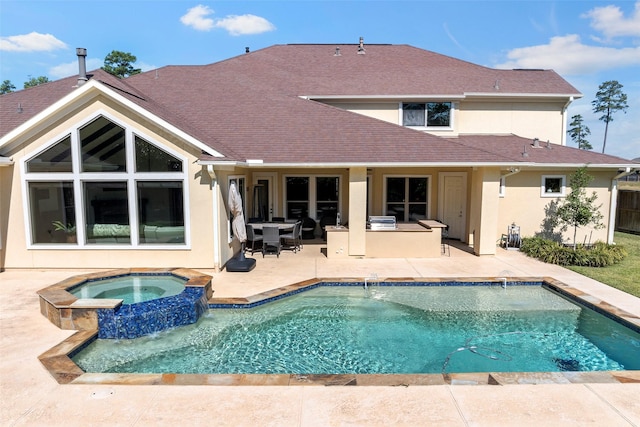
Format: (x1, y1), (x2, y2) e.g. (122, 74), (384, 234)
(262, 226), (281, 257)
(301, 217), (316, 239)
(281, 221), (302, 253)
(245, 224), (263, 255)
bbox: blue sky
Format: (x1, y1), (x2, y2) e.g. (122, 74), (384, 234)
(1, 0), (639, 160)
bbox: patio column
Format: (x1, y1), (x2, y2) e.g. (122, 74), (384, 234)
(348, 167), (367, 256)
(469, 167), (500, 256)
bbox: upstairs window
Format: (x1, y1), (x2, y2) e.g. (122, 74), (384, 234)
(402, 102), (452, 128)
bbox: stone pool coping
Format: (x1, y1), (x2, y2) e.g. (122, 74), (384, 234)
(37, 268), (213, 331)
(38, 276), (640, 386)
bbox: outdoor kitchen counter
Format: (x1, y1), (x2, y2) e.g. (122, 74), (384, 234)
(326, 222), (442, 258)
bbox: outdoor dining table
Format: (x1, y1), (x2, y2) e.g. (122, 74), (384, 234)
(248, 222), (295, 232)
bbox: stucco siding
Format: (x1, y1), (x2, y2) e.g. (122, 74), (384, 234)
(498, 170), (612, 245)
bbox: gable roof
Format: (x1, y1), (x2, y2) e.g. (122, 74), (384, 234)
(1, 43), (635, 169)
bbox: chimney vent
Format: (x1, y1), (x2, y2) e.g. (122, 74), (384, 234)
(76, 48), (88, 86)
(357, 37), (365, 54)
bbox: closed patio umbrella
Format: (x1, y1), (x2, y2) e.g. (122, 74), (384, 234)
(229, 181), (247, 244)
(226, 182), (255, 272)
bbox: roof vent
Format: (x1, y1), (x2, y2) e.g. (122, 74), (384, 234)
(334, 46), (341, 56)
(76, 48), (88, 86)
(245, 47), (250, 53)
(532, 137), (540, 148)
(357, 37), (365, 54)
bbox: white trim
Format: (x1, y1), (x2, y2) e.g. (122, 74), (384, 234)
(464, 92), (582, 99)
(382, 174), (431, 221)
(540, 175), (566, 197)
(199, 160), (638, 170)
(0, 79), (224, 158)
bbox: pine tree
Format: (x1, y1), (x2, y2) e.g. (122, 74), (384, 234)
(567, 114), (592, 150)
(592, 80), (629, 154)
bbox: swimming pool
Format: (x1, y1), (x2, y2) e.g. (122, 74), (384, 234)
(71, 283), (640, 376)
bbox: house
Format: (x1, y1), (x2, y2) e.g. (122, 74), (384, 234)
(1, 41), (638, 271)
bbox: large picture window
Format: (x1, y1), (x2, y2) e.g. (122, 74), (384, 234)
(23, 114), (188, 247)
(402, 102), (452, 128)
(384, 176), (429, 222)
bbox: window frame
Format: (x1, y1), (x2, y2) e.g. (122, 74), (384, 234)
(540, 175), (566, 198)
(22, 111), (190, 249)
(382, 174), (431, 222)
(283, 174), (341, 220)
(400, 102), (454, 130)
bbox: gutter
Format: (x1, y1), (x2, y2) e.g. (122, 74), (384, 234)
(207, 165), (221, 271)
(560, 96), (575, 146)
(0, 156), (13, 167)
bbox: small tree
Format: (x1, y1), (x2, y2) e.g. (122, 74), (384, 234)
(556, 167), (604, 249)
(567, 114), (592, 150)
(592, 80), (628, 154)
(23, 75), (49, 89)
(102, 50), (141, 78)
(0, 80), (16, 94)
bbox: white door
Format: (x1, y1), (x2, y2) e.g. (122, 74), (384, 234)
(439, 173), (467, 241)
(253, 173), (276, 221)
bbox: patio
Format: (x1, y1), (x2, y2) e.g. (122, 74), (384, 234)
(2, 241), (640, 426)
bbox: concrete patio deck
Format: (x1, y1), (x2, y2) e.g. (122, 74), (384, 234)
(2, 241), (640, 426)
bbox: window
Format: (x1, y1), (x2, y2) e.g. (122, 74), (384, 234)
(402, 102), (452, 128)
(384, 176), (429, 222)
(541, 175), (566, 197)
(285, 176), (340, 220)
(23, 114), (188, 247)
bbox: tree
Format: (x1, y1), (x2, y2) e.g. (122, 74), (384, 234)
(555, 166), (604, 250)
(23, 76), (49, 89)
(102, 50), (141, 78)
(0, 80), (16, 94)
(592, 80), (628, 154)
(567, 114), (592, 150)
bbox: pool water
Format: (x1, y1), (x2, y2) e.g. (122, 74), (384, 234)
(72, 285), (640, 375)
(70, 275), (186, 305)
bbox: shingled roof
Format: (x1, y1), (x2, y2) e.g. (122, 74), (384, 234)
(1, 43), (635, 167)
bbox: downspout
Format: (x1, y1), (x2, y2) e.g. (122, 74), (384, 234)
(560, 96), (574, 146)
(207, 165), (220, 271)
(608, 168), (635, 244)
(501, 167), (521, 179)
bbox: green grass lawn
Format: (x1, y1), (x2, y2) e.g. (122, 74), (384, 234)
(567, 231), (640, 298)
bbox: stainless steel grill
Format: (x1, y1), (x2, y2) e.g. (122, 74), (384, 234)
(368, 216), (397, 230)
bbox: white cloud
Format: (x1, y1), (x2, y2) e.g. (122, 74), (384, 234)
(49, 58), (103, 79)
(0, 32), (67, 52)
(180, 5), (215, 31)
(582, 2), (640, 39)
(180, 5), (275, 36)
(214, 14), (275, 36)
(496, 34), (640, 75)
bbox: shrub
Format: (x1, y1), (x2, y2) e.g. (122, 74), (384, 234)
(520, 237), (626, 267)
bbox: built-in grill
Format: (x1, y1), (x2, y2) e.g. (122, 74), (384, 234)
(368, 216), (397, 230)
